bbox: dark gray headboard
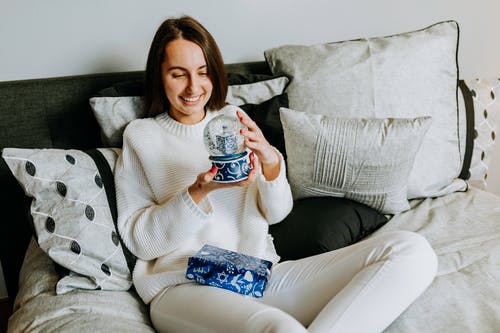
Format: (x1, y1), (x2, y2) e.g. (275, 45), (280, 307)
(0, 61), (270, 308)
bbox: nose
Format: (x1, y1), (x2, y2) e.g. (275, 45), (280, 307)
(187, 74), (201, 93)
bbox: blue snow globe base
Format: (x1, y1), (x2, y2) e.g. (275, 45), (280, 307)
(210, 151), (250, 183)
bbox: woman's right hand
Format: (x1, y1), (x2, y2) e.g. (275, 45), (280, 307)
(188, 153), (258, 204)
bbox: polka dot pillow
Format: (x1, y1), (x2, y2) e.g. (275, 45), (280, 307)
(460, 78), (500, 189)
(2, 147), (133, 294)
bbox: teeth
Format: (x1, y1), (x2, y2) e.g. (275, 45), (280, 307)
(182, 96), (201, 102)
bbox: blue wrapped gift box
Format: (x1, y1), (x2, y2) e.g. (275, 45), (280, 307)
(185, 244), (272, 298)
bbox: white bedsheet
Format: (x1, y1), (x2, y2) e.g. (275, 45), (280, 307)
(383, 186), (500, 332)
(8, 187), (500, 332)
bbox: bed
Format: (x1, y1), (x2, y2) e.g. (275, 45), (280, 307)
(1, 20), (499, 332)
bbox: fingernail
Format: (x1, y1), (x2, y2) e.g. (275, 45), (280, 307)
(210, 166), (217, 173)
(240, 129), (244, 134)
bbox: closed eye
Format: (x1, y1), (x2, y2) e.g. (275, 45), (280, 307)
(171, 73), (186, 78)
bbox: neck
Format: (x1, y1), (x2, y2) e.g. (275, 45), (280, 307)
(168, 109), (206, 125)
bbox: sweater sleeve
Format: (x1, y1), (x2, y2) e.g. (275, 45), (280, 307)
(256, 149), (293, 225)
(115, 121), (210, 260)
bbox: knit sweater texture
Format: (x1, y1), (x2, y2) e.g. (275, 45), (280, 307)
(115, 109), (293, 304)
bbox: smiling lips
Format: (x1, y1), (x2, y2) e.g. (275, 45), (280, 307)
(181, 95), (202, 103)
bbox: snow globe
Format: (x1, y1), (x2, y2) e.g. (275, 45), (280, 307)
(203, 107), (250, 183)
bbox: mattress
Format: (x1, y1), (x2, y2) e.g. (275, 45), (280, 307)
(8, 187), (500, 332)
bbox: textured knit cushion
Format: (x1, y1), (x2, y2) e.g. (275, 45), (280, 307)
(2, 147), (132, 294)
(89, 74), (289, 147)
(269, 197), (388, 261)
(265, 20), (466, 199)
(279, 107), (431, 214)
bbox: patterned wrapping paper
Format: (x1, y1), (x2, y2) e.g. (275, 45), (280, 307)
(186, 244), (272, 298)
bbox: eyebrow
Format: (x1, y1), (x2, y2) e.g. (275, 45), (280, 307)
(167, 65), (208, 72)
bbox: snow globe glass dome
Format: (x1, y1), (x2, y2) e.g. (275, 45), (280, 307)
(203, 106), (250, 183)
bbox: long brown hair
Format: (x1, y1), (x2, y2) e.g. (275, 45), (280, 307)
(144, 16), (228, 117)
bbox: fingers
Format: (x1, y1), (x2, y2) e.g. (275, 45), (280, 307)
(240, 128), (259, 144)
(205, 166), (217, 181)
(237, 110), (268, 154)
(189, 166), (217, 203)
(237, 110), (262, 134)
(240, 123), (277, 166)
(237, 152), (259, 185)
(234, 167), (258, 187)
(240, 170), (258, 185)
(197, 166), (217, 186)
(249, 151), (258, 170)
(190, 161), (258, 202)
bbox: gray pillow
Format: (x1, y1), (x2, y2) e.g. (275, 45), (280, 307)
(279, 107), (431, 214)
(90, 96), (143, 147)
(265, 21), (466, 199)
(2, 147), (131, 294)
(226, 76), (289, 105)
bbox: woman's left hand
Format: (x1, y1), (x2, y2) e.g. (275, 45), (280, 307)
(237, 110), (281, 181)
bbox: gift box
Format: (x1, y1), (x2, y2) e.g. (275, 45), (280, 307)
(185, 244), (273, 298)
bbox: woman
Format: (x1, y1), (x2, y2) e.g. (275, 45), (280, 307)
(115, 16), (438, 333)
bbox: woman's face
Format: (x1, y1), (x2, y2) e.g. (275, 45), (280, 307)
(161, 38), (214, 124)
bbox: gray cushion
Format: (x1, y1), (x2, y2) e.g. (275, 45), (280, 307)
(279, 107), (431, 214)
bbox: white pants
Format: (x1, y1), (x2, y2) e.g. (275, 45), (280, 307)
(150, 231), (437, 333)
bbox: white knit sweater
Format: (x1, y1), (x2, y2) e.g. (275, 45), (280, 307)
(115, 110), (293, 304)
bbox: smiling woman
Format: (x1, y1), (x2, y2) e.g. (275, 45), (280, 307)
(112, 15), (438, 333)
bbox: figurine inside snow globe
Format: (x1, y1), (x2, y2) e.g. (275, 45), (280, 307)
(203, 106), (251, 183)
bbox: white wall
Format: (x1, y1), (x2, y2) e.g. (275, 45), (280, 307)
(1, 0), (500, 80)
(1, 0), (500, 298)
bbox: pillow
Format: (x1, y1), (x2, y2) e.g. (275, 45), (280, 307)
(265, 20), (467, 199)
(458, 78), (500, 189)
(90, 96), (143, 147)
(2, 147), (133, 294)
(226, 74), (289, 106)
(279, 107), (432, 214)
(89, 74), (289, 148)
(269, 197), (388, 261)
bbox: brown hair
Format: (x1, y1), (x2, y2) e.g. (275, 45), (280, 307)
(143, 16), (228, 117)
